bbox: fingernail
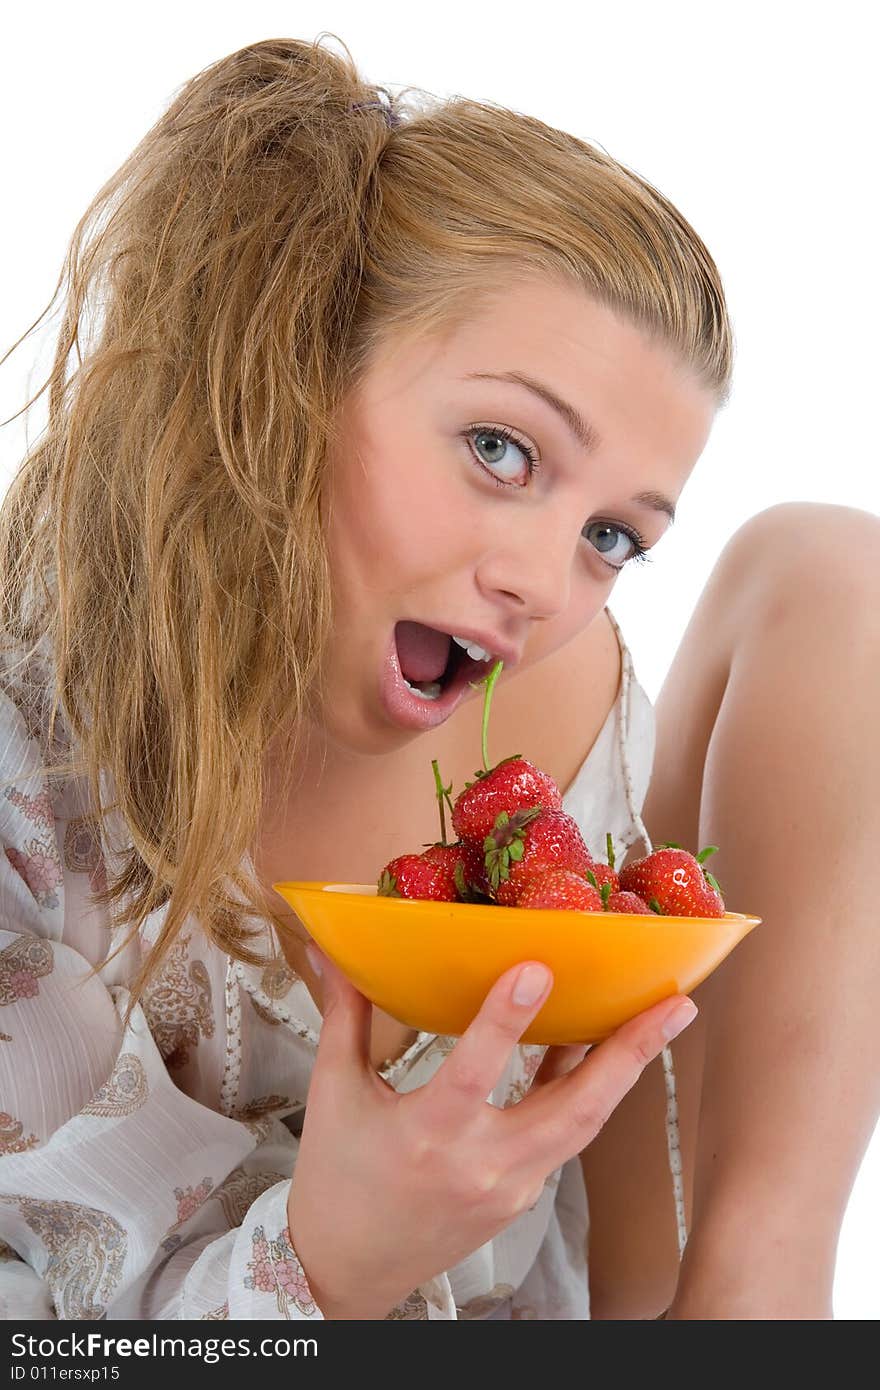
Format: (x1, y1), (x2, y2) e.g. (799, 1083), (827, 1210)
(305, 942), (324, 977)
(662, 999), (698, 1041)
(513, 963), (551, 1007)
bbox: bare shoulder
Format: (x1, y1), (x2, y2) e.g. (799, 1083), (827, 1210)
(484, 607), (622, 796)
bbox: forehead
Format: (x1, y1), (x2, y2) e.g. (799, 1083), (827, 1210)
(359, 274), (716, 465)
(428, 276), (692, 395)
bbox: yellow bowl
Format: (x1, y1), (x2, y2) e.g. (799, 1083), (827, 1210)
(273, 880), (761, 1045)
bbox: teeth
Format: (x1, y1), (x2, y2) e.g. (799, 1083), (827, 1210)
(403, 678), (443, 701)
(451, 634), (493, 662)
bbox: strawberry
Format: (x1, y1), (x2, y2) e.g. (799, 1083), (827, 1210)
(585, 832), (621, 892)
(451, 659), (562, 846)
(451, 837), (493, 902)
(422, 841), (477, 894)
(377, 853), (459, 901)
(586, 863), (620, 894)
(484, 807), (594, 907)
(451, 754), (562, 844)
(420, 840), (493, 903)
(605, 889), (655, 914)
(592, 878), (655, 914)
(618, 842), (725, 918)
(378, 758), (474, 902)
(518, 868), (604, 911)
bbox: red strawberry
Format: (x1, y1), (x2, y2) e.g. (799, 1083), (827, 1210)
(451, 754), (562, 844)
(391, 759), (493, 904)
(586, 863), (620, 894)
(377, 852), (459, 902)
(422, 841), (468, 880)
(618, 842), (725, 918)
(483, 807), (594, 907)
(605, 889), (655, 914)
(450, 838), (493, 902)
(420, 840), (493, 902)
(585, 832), (621, 893)
(518, 868), (604, 911)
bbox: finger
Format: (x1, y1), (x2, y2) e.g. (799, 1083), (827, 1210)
(415, 960), (554, 1131)
(505, 994), (698, 1171)
(529, 1042), (591, 1092)
(306, 943), (374, 1082)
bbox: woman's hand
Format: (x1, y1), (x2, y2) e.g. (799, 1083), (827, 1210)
(287, 950), (697, 1319)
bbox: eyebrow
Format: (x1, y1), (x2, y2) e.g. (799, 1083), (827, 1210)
(461, 369), (676, 524)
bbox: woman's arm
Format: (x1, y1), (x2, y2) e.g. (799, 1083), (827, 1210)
(664, 507), (880, 1318)
(583, 503), (880, 1319)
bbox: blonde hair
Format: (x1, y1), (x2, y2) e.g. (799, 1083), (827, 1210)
(0, 34), (733, 1020)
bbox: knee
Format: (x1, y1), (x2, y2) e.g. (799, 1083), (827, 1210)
(719, 501), (880, 614)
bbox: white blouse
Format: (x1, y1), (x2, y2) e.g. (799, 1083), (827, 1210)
(0, 608), (656, 1320)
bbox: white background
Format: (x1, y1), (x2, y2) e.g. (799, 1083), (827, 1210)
(2, 1), (877, 1318)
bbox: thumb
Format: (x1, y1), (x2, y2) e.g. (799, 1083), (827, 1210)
(306, 942), (373, 1073)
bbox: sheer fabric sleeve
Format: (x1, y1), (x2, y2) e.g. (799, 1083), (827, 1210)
(0, 683), (324, 1321)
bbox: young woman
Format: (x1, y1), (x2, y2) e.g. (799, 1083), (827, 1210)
(0, 36), (876, 1321)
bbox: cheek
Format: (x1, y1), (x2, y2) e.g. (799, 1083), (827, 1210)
(329, 449), (468, 582)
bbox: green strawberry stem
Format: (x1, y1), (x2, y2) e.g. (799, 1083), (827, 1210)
(606, 832), (615, 870)
(469, 658), (504, 772)
(431, 758), (454, 846)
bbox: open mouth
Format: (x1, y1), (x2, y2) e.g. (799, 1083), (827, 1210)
(381, 621), (493, 731)
(395, 622), (491, 701)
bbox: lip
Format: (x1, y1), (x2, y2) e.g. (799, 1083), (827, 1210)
(381, 625), (509, 732)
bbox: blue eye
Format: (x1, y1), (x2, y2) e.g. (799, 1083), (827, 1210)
(582, 521), (650, 571)
(466, 424), (538, 484)
(463, 423), (653, 573)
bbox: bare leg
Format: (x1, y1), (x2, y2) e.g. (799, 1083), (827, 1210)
(582, 501), (880, 1319)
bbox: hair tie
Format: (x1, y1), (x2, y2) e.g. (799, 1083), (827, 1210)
(350, 98), (401, 130)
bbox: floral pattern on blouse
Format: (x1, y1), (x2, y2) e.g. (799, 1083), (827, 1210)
(503, 1046), (546, 1108)
(212, 1167), (290, 1229)
(232, 1096), (297, 1144)
(260, 960), (299, 998)
(243, 1222), (318, 1318)
(63, 816), (107, 894)
(173, 1178), (215, 1226)
(81, 1053), (149, 1118)
(2, 1196), (127, 1320)
(384, 1290), (429, 1319)
(4, 784), (56, 833)
(140, 933), (215, 1069)
(0, 934), (53, 1005)
(3, 809), (63, 911)
(0, 1112), (39, 1154)
(457, 1282), (516, 1318)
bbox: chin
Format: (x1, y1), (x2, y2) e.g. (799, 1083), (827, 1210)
(314, 700), (419, 759)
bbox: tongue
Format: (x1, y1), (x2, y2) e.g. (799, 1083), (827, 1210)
(395, 621), (452, 683)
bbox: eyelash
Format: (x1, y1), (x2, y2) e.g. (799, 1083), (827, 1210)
(462, 423), (652, 571)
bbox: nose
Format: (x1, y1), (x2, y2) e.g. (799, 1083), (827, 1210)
(476, 510), (579, 621)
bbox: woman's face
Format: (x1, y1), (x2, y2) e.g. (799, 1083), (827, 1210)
(317, 275), (717, 756)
